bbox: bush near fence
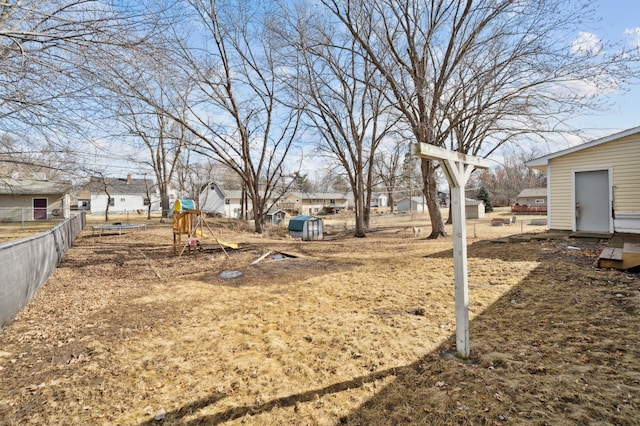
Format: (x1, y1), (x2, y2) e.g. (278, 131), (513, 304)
(0, 213), (86, 329)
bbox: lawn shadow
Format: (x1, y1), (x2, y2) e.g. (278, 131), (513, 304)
(136, 368), (399, 425)
(137, 239), (640, 425)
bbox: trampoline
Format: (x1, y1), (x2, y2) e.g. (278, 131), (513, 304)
(92, 223), (147, 236)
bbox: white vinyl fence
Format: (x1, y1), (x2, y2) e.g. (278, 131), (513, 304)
(0, 213), (85, 329)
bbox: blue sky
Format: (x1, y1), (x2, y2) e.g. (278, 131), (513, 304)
(570, 0), (640, 141)
(94, 1), (640, 179)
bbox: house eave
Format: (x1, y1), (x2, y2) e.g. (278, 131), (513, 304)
(525, 125), (640, 169)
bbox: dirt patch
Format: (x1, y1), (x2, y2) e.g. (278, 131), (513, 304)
(199, 256), (358, 287)
(1, 213), (638, 425)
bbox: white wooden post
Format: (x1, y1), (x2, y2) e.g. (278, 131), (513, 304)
(411, 143), (490, 359)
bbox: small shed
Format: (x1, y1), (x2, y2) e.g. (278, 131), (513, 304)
(396, 196), (427, 212)
(265, 209), (286, 225)
(288, 215), (323, 241)
(465, 198), (485, 219)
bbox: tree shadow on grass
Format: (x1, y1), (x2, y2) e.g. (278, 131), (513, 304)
(138, 393), (227, 425)
(138, 240), (640, 425)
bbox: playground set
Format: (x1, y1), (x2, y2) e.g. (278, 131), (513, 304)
(172, 199), (238, 257)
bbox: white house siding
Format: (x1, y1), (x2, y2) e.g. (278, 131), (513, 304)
(224, 199), (243, 218)
(548, 134), (640, 232)
(91, 194), (149, 215)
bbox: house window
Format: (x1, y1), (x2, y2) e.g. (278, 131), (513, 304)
(534, 199), (545, 204)
(225, 199), (230, 205)
(109, 199), (115, 206)
(120, 198), (126, 202)
(143, 198), (150, 206)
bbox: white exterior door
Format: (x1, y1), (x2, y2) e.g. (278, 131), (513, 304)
(575, 170), (610, 233)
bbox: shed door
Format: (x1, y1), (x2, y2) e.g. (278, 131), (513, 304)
(33, 198), (48, 220)
(575, 170), (610, 232)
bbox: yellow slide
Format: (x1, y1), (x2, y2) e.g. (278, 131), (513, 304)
(195, 229), (238, 249)
(214, 239), (238, 249)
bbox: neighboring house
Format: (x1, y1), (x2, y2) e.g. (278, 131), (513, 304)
(74, 189), (92, 211)
(87, 175), (160, 215)
(511, 188), (547, 213)
(199, 182), (354, 218)
(198, 182), (244, 218)
(276, 192), (351, 215)
(465, 198), (485, 219)
(300, 192), (351, 215)
(526, 126), (640, 234)
(370, 193), (388, 208)
(397, 196), (427, 212)
(0, 178), (72, 221)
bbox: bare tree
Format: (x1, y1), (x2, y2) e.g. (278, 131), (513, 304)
(321, 0), (640, 238)
(0, 1), (159, 139)
(373, 140), (408, 214)
(137, 0), (303, 233)
(0, 134), (76, 181)
(279, 5), (397, 237)
(87, 174), (114, 222)
(469, 150), (547, 207)
(109, 71), (192, 219)
(142, 173), (155, 220)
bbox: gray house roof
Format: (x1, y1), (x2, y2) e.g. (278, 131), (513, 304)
(87, 176), (151, 195)
(517, 188), (547, 198)
(0, 178), (72, 195)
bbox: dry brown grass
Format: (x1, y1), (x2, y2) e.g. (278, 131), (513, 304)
(0, 220), (64, 243)
(1, 211), (638, 425)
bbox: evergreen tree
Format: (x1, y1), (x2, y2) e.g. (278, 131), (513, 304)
(477, 186), (493, 212)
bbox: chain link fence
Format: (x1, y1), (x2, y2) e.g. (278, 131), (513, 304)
(0, 207), (67, 223)
(0, 213), (86, 329)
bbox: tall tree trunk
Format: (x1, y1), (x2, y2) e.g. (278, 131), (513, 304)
(421, 159), (446, 238)
(354, 189), (366, 238)
(105, 195), (111, 222)
(250, 188), (264, 234)
(363, 204), (370, 231)
(160, 185), (171, 219)
(363, 166), (373, 230)
(240, 185), (246, 220)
